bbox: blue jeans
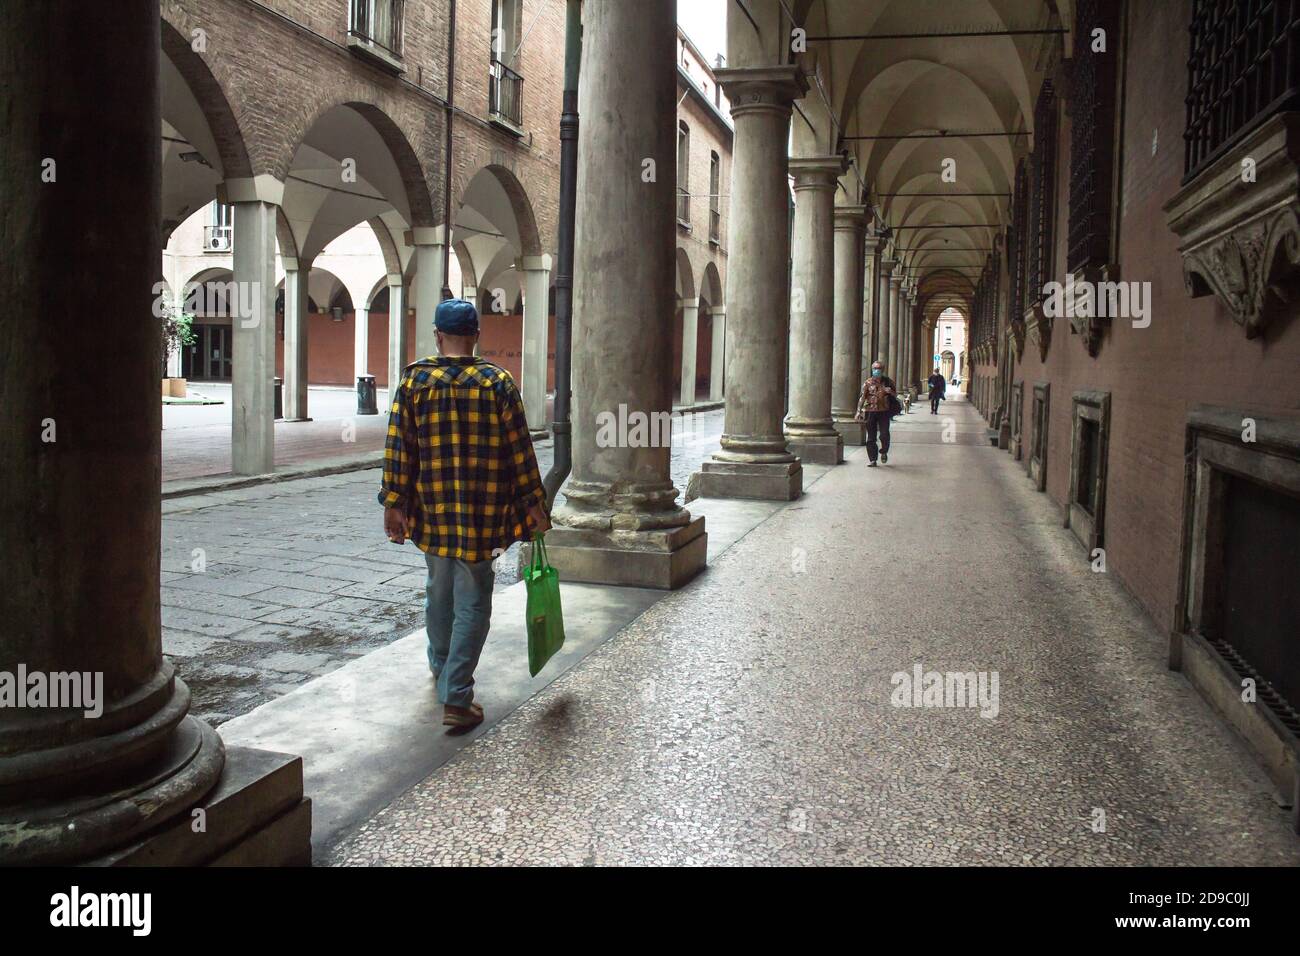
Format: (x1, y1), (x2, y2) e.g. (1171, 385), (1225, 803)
(424, 554), (496, 708)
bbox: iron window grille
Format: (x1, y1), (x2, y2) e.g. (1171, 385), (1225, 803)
(1068, 0), (1122, 273)
(1183, 0), (1300, 181)
(1011, 160), (1029, 319)
(1027, 81), (1058, 302)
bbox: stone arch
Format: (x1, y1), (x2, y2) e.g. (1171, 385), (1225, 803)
(700, 260), (724, 310)
(675, 246), (696, 301)
(271, 95), (437, 227)
(454, 163), (544, 260)
(159, 17), (252, 179)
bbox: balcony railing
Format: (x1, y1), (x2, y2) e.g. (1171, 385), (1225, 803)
(676, 188), (691, 226)
(489, 59), (523, 128)
(349, 0), (405, 62)
(1184, 0), (1300, 180)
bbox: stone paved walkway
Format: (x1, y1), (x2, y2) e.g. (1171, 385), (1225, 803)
(163, 409), (726, 725)
(329, 396), (1300, 866)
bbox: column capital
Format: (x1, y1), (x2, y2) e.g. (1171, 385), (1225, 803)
(889, 272), (904, 287)
(405, 225), (447, 247)
(216, 174), (284, 206)
(832, 204), (868, 231)
(386, 271), (404, 286)
(680, 297), (700, 309)
(515, 254), (553, 272)
(789, 155), (848, 191)
(714, 65), (809, 117)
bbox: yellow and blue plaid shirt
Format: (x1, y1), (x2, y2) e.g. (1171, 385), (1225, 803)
(379, 356), (546, 561)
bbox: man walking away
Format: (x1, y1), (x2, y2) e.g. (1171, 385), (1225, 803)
(855, 360), (897, 467)
(928, 367), (947, 414)
(380, 298), (550, 730)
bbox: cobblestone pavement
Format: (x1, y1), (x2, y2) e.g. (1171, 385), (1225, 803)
(330, 397), (1300, 866)
(163, 408), (725, 724)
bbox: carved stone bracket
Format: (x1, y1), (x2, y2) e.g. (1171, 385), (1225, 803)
(1064, 265), (1119, 357)
(1025, 302), (1051, 362)
(1165, 111), (1300, 339)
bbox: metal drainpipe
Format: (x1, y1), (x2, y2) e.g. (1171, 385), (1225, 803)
(542, 0), (580, 503)
(441, 0), (457, 301)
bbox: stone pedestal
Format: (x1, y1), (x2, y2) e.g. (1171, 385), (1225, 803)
(542, 518), (707, 590)
(698, 458), (802, 501)
(549, 0), (706, 589)
(835, 420), (866, 445)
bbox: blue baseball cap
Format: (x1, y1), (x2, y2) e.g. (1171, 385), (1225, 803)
(434, 298), (479, 335)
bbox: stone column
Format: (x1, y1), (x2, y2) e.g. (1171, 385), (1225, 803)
(230, 194), (279, 476)
(408, 227), (446, 360)
(386, 272), (407, 401)
(709, 306), (725, 401)
(887, 270), (902, 381)
(517, 254), (552, 436)
(900, 288), (913, 399)
(831, 204), (867, 446)
(784, 156), (845, 466)
(863, 236), (882, 380)
(697, 64), (809, 501)
(0, 0), (228, 864)
(354, 306), (369, 378)
(545, 0), (706, 590)
(283, 260), (311, 421)
(679, 297), (700, 406)
(877, 256), (895, 367)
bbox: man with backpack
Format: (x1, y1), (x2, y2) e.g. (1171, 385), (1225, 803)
(855, 360), (898, 467)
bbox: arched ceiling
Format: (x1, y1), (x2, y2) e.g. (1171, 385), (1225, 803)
(732, 0), (1068, 293)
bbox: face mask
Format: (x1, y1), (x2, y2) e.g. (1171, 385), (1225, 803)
(872, 369), (882, 378)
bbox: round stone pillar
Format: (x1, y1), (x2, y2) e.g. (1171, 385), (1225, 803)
(697, 66), (809, 501)
(888, 271), (903, 380)
(785, 157), (846, 466)
(877, 257), (895, 368)
(831, 206), (867, 446)
(0, 0), (224, 864)
(545, 0), (706, 590)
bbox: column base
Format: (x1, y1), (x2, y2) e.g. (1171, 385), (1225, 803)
(537, 517), (707, 589)
(786, 432), (844, 465)
(95, 746), (311, 866)
(283, 416), (313, 423)
(696, 459), (803, 500)
(833, 419), (865, 446)
(529, 428), (550, 441)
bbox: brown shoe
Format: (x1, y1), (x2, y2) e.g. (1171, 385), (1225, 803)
(443, 701), (484, 728)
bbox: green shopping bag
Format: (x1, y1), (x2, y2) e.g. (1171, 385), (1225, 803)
(524, 533), (565, 677)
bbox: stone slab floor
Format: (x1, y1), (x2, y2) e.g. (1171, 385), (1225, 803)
(329, 396), (1300, 866)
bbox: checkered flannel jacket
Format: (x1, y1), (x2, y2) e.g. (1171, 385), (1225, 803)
(378, 356), (546, 561)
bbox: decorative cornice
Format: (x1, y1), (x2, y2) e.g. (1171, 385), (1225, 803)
(1164, 111), (1300, 339)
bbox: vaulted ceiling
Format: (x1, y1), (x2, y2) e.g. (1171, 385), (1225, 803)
(728, 0), (1073, 323)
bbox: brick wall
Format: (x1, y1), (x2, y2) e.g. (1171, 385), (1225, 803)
(1012, 0), (1300, 635)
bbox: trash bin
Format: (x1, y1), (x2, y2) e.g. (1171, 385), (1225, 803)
(356, 374), (378, 416)
(274, 377), (283, 420)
